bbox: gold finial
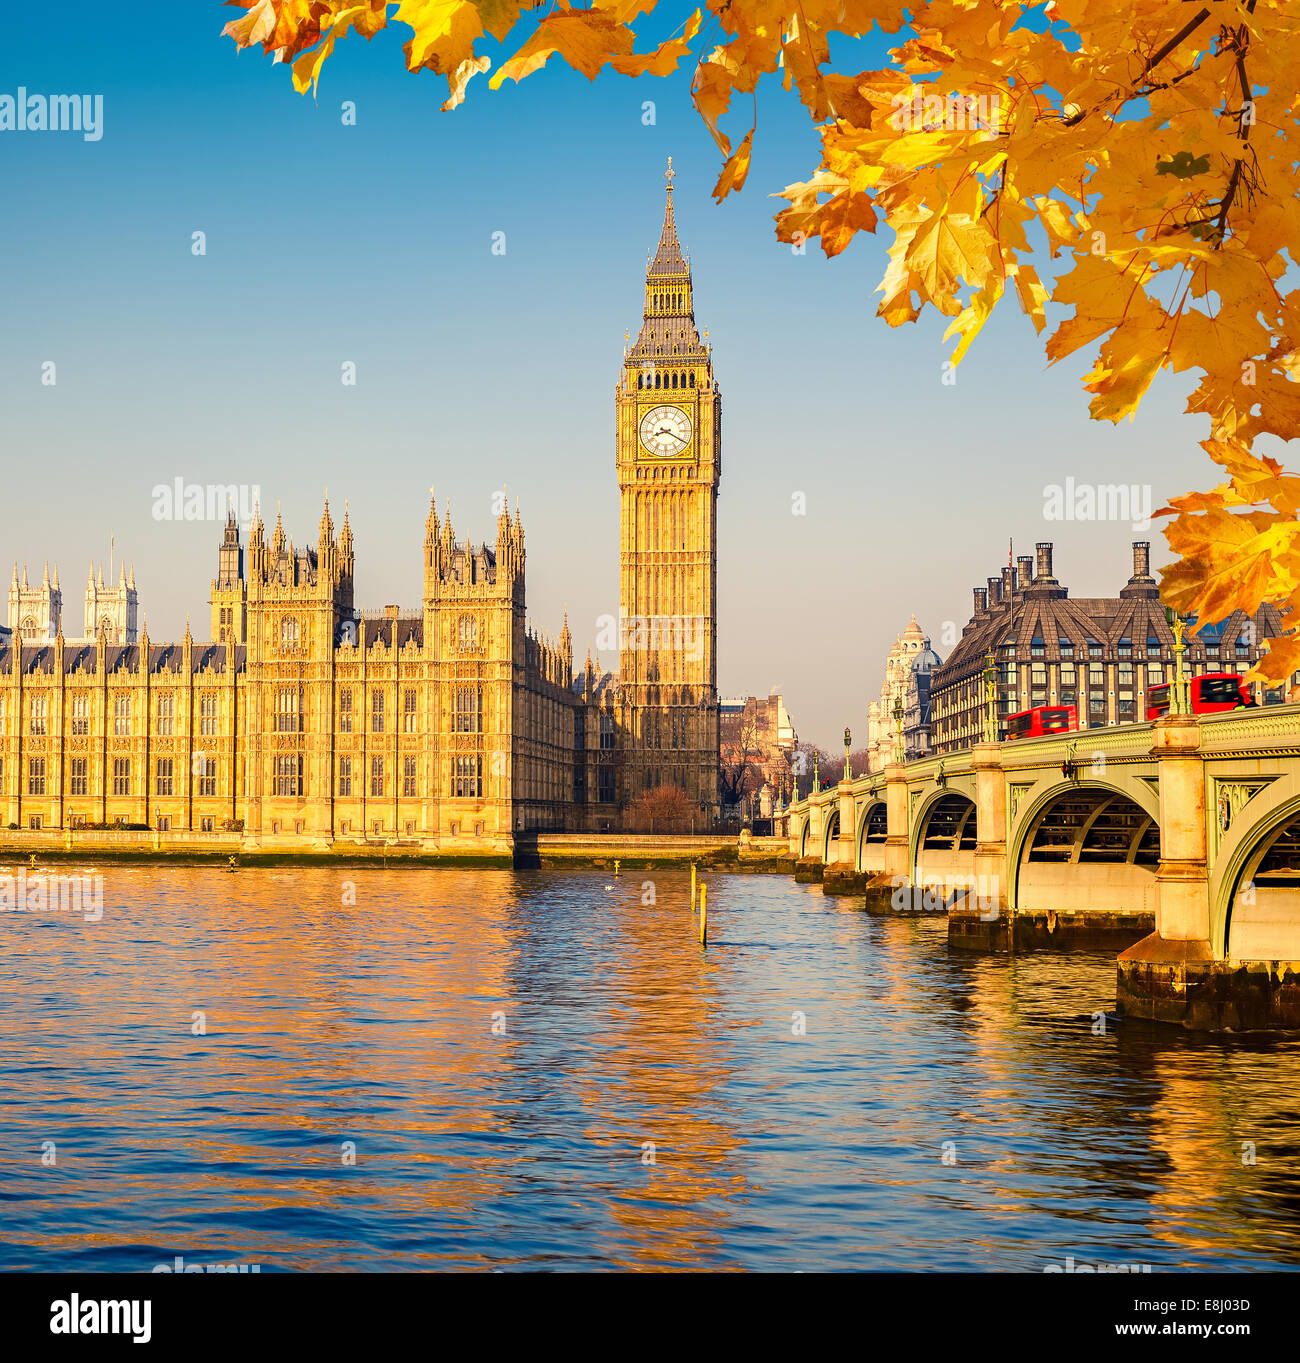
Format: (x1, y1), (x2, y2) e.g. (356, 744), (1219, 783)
(665, 155), (675, 187)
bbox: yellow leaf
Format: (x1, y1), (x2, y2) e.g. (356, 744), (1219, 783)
(713, 128), (754, 202)
(1011, 261), (1048, 333)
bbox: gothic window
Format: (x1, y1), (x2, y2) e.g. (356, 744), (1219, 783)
(69, 758), (88, 797)
(276, 687), (301, 733)
(29, 696), (47, 736)
(403, 756), (417, 798)
(457, 615), (479, 650)
(28, 757), (46, 795)
(72, 695), (89, 735)
(370, 755), (384, 797)
(337, 756), (352, 796)
(20, 616), (38, 642)
(157, 693), (175, 736)
(99, 615), (113, 641)
(277, 755), (302, 797)
(689, 372), (695, 387)
(112, 757), (130, 796)
(599, 711), (614, 750)
(455, 687), (482, 733)
(198, 755), (216, 797)
(339, 688), (352, 732)
(200, 693), (217, 736)
(113, 695), (131, 736)
(654, 372), (661, 388)
(281, 617), (299, 648)
(371, 691), (385, 733)
(156, 758), (174, 796)
(452, 754), (483, 798)
(404, 689), (417, 732)
(671, 372), (678, 388)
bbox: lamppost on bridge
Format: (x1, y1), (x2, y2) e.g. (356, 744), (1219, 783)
(982, 647), (999, 743)
(1167, 606), (1191, 716)
(843, 726), (852, 781)
(892, 694), (905, 765)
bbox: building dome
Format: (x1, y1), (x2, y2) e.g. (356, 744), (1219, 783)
(913, 640), (941, 673)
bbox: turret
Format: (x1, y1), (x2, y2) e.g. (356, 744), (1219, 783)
(560, 610), (573, 684)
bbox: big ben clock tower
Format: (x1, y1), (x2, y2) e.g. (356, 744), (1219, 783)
(616, 158), (720, 820)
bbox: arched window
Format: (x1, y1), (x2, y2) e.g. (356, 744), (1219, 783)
(20, 616), (39, 642)
(654, 372), (661, 388)
(458, 615), (479, 650)
(281, 616), (299, 648)
(671, 372), (678, 388)
(689, 372), (695, 387)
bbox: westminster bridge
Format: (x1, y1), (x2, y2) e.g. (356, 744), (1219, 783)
(785, 706), (1300, 1029)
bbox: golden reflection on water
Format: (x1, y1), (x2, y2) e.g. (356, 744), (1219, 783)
(4, 864), (1300, 1270)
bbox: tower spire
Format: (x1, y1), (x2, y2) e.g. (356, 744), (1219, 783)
(650, 156), (687, 276)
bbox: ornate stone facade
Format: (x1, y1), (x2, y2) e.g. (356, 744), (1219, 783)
(865, 616), (942, 772)
(7, 559), (139, 645)
(614, 160), (722, 820)
(7, 563), (61, 644)
(83, 561), (138, 644)
(0, 166), (722, 843)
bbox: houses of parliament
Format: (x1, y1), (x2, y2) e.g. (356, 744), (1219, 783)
(0, 166), (722, 847)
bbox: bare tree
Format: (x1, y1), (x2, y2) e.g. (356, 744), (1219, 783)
(626, 783), (694, 833)
(719, 712), (760, 809)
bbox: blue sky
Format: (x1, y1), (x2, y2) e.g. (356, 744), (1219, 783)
(0, 4), (1229, 746)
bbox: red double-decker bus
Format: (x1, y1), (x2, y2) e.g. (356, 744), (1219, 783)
(1146, 671), (1255, 719)
(1004, 705), (1078, 740)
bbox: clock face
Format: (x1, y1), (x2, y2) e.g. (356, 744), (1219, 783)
(639, 404), (693, 457)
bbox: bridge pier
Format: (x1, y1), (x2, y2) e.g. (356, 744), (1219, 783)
(1118, 715), (1220, 1022)
(949, 743), (1012, 946)
(1117, 715), (1300, 1029)
(822, 781), (868, 894)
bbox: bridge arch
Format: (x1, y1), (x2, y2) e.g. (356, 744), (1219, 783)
(1010, 778), (1160, 915)
(1212, 771), (1300, 959)
(822, 808), (841, 863)
(796, 813), (811, 859)
(856, 797), (888, 873)
(911, 787), (978, 889)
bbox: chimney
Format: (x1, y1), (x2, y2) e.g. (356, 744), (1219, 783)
(1017, 555), (1033, 591)
(973, 586), (988, 616)
(1131, 541), (1152, 581)
(1000, 565), (1013, 601)
(987, 575), (1001, 605)
(1035, 541), (1056, 583)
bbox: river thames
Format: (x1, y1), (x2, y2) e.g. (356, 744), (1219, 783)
(2, 865), (1299, 1272)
